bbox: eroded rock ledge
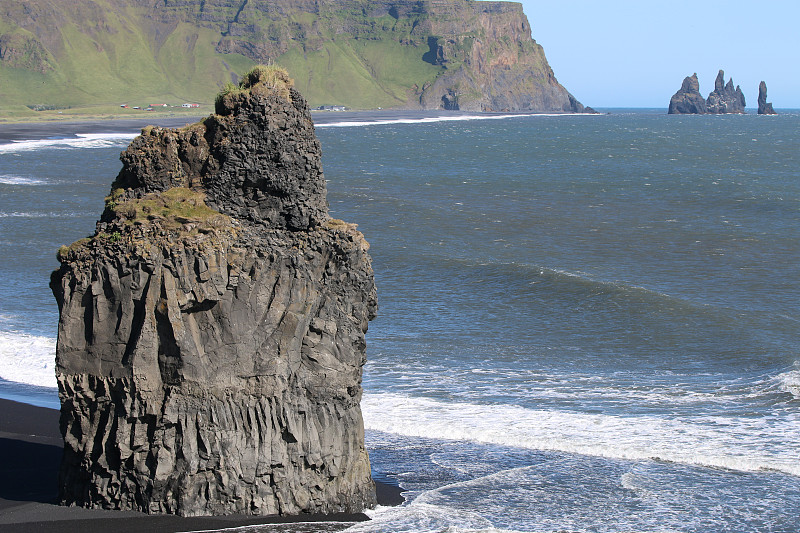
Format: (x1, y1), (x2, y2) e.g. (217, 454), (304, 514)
(51, 67), (378, 517)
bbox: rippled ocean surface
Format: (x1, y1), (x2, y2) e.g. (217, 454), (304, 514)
(1, 110), (799, 532)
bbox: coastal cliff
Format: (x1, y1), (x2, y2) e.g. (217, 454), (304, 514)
(50, 67), (378, 516)
(0, 0), (587, 113)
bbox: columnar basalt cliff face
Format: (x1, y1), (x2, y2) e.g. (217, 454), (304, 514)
(51, 68), (378, 517)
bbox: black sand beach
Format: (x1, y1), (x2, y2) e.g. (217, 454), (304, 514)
(0, 109), (517, 144)
(0, 118), (204, 144)
(0, 399), (403, 533)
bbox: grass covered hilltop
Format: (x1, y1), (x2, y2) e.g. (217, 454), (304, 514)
(0, 0), (587, 120)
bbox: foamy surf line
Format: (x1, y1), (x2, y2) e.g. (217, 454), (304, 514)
(0, 132), (138, 153)
(0, 331), (57, 388)
(0, 175), (47, 185)
(362, 392), (800, 477)
(315, 112), (592, 128)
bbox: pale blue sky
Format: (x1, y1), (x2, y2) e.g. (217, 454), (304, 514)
(518, 0), (800, 108)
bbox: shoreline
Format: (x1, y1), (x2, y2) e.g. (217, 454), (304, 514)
(0, 398), (403, 532)
(0, 109), (592, 144)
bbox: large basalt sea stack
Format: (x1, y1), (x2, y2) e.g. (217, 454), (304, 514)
(668, 73), (708, 114)
(50, 67), (378, 516)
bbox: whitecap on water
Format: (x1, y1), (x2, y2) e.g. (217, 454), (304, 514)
(776, 367), (800, 398)
(0, 331), (57, 388)
(0, 133), (137, 153)
(314, 112), (600, 129)
(361, 392), (800, 477)
(0, 211), (84, 218)
(0, 175), (46, 185)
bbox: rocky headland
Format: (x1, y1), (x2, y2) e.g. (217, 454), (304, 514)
(0, 0), (589, 114)
(758, 81), (777, 115)
(668, 70), (746, 114)
(50, 67), (378, 517)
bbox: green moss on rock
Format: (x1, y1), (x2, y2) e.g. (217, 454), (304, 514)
(107, 187), (231, 231)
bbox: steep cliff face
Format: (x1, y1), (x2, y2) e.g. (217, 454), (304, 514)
(410, 1), (587, 112)
(208, 0), (586, 112)
(0, 0), (587, 112)
(51, 67), (377, 516)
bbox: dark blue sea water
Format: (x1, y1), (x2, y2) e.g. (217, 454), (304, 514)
(1, 111), (799, 532)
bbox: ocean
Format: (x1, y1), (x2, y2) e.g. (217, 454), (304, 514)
(1, 110), (798, 532)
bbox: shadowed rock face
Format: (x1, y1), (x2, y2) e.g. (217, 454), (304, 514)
(51, 70), (378, 517)
(758, 81), (777, 115)
(668, 73), (707, 114)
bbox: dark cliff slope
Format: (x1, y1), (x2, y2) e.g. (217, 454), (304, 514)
(0, 0), (587, 112)
(51, 67), (378, 516)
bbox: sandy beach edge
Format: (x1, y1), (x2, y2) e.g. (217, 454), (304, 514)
(0, 109), (547, 144)
(0, 398), (404, 533)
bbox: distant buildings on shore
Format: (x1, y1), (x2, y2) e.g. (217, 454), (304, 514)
(119, 103), (201, 111)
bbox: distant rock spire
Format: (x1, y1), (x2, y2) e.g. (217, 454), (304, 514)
(758, 81), (777, 114)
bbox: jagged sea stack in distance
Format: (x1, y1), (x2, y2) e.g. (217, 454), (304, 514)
(668, 70), (748, 114)
(668, 73), (708, 114)
(51, 66), (378, 517)
(705, 70), (745, 114)
(758, 81), (777, 114)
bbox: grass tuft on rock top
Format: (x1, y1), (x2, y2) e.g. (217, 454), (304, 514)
(57, 188), (233, 262)
(215, 64), (294, 114)
(106, 187), (230, 230)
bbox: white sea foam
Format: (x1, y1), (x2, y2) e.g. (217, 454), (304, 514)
(777, 367), (800, 398)
(361, 392), (800, 477)
(0, 331), (57, 388)
(0, 133), (137, 153)
(315, 113), (593, 129)
(0, 211), (84, 218)
(344, 501), (507, 533)
(0, 175), (46, 185)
